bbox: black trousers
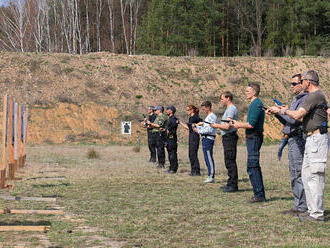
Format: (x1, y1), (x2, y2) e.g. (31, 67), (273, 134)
(222, 132), (238, 187)
(189, 133), (200, 174)
(148, 132), (157, 162)
(167, 138), (178, 172)
(156, 133), (166, 165)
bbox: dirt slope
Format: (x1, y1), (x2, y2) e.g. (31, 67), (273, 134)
(0, 52), (329, 144)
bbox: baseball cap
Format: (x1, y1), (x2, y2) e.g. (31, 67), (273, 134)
(302, 70), (319, 85)
(166, 106), (176, 114)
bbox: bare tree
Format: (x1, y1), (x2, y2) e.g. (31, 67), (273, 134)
(233, 0), (266, 56)
(120, 0), (129, 54)
(96, 0), (103, 52)
(107, 0), (115, 52)
(0, 0), (28, 52)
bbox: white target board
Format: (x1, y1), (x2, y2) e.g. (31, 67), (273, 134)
(121, 122), (131, 135)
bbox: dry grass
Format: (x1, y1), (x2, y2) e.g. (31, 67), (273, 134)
(0, 143), (329, 247)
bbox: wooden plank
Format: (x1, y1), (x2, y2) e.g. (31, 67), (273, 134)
(0, 209), (64, 215)
(0, 226), (50, 232)
(7, 99), (14, 180)
(0, 195), (56, 202)
(1, 95), (8, 189)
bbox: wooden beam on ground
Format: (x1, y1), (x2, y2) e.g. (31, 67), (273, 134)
(0, 226), (50, 232)
(1, 95), (8, 189)
(0, 195), (56, 202)
(0, 209), (64, 215)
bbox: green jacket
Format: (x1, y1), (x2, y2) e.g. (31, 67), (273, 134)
(151, 113), (168, 133)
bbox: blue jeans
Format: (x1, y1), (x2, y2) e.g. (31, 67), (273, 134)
(202, 138), (215, 178)
(246, 135), (265, 199)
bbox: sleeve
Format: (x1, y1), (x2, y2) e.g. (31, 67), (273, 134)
(225, 107), (236, 120)
(275, 113), (300, 126)
(157, 116), (166, 126)
(197, 115), (217, 134)
(301, 94), (317, 113)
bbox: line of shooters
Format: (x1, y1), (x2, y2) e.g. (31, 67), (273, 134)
(141, 70), (329, 222)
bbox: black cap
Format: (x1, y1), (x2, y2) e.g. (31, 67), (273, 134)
(166, 106), (176, 114)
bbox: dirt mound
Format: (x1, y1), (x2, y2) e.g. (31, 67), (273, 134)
(0, 52), (329, 144)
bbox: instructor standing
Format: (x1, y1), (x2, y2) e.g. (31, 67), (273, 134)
(270, 70), (328, 222)
(267, 74), (308, 215)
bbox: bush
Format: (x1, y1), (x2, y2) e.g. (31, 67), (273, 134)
(133, 146), (141, 153)
(87, 149), (100, 159)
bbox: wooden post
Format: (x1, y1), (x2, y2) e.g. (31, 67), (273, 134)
(14, 103), (18, 172)
(18, 105), (23, 168)
(0, 209), (64, 215)
(7, 99), (14, 180)
(22, 107), (28, 166)
(0, 95), (8, 189)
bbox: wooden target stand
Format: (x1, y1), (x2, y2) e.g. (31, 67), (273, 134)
(0, 95), (62, 232)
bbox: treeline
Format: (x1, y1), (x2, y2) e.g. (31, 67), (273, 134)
(0, 0), (329, 57)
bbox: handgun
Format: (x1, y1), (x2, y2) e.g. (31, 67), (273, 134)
(258, 106), (268, 111)
(273, 98), (283, 106)
(221, 120), (231, 123)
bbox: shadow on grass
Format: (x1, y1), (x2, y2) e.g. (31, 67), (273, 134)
(32, 183), (70, 188)
(266, 196), (293, 202)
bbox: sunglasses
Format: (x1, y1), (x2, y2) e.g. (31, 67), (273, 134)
(291, 82), (301, 86)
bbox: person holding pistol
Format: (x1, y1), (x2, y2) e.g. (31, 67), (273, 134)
(193, 101), (218, 183)
(179, 105), (203, 176)
(147, 106), (168, 169)
(210, 91), (239, 193)
(266, 74), (308, 216)
(165, 106), (179, 174)
(230, 83), (266, 203)
(269, 70), (328, 222)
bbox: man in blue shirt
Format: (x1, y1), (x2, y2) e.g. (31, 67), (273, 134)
(231, 83), (266, 202)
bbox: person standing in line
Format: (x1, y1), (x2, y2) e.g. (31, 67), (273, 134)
(193, 101), (218, 183)
(230, 83), (266, 202)
(165, 106), (179, 174)
(142, 106), (157, 163)
(266, 74), (308, 216)
(269, 70), (328, 222)
(179, 105), (203, 176)
(211, 91), (239, 192)
(147, 106), (168, 168)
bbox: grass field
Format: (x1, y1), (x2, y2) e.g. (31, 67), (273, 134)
(0, 143), (329, 248)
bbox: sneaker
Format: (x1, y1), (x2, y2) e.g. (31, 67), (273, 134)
(298, 215), (324, 222)
(222, 186), (238, 193)
(247, 196), (266, 203)
(203, 177), (215, 183)
(156, 164), (165, 169)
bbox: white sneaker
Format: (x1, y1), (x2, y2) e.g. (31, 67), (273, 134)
(203, 177), (215, 183)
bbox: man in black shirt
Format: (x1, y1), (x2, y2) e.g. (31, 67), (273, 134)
(165, 106), (179, 174)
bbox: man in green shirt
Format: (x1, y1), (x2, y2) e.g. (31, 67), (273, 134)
(147, 106), (168, 168)
(231, 83), (266, 203)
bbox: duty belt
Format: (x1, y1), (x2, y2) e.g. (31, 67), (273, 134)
(305, 129), (320, 137)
